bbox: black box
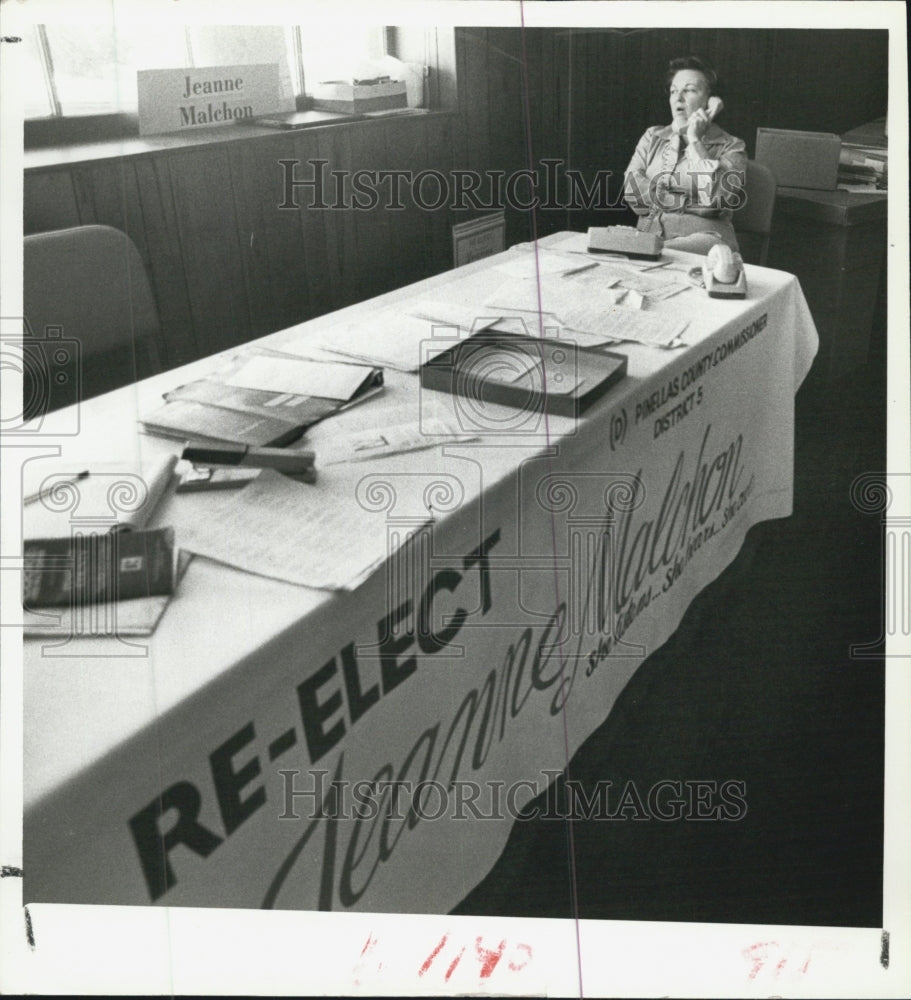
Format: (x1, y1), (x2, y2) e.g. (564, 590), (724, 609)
(420, 332), (627, 419)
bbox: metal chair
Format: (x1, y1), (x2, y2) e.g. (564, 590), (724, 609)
(23, 225), (162, 416)
(734, 160), (777, 266)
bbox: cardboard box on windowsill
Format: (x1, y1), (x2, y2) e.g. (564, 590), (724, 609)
(312, 80), (407, 114)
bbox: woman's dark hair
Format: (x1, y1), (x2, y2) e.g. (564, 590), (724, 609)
(666, 55), (718, 94)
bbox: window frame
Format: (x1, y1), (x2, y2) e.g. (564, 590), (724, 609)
(23, 23), (451, 151)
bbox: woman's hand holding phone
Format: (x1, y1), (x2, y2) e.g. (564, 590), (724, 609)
(686, 95), (723, 143)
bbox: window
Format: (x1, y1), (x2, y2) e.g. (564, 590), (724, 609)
(23, 21), (392, 120)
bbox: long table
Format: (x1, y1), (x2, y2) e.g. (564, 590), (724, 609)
(21, 233), (818, 913)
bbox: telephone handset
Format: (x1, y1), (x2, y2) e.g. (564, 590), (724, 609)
(706, 244), (738, 283)
(702, 243), (747, 298)
(674, 95), (723, 135)
(704, 95), (724, 123)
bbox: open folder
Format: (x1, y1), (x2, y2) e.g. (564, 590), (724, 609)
(141, 348), (384, 447)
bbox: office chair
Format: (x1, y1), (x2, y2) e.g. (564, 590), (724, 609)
(23, 225), (163, 417)
(734, 160), (777, 266)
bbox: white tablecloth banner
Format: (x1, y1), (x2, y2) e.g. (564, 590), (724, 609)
(25, 273), (817, 913)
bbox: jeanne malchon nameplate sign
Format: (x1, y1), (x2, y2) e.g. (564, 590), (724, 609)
(137, 64), (281, 136)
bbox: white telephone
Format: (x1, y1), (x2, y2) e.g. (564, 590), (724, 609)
(702, 243), (747, 298)
(676, 95), (723, 134)
(705, 95), (724, 123)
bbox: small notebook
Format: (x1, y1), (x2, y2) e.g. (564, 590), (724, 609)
(23, 527), (176, 608)
(22, 456), (184, 627)
(24, 550), (192, 636)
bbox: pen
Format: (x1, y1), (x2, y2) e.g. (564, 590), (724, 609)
(562, 261), (600, 277)
(182, 444), (315, 475)
(24, 470), (89, 506)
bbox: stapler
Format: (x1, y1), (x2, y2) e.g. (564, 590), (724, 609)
(181, 444), (315, 475)
(176, 444), (317, 492)
(175, 464), (262, 493)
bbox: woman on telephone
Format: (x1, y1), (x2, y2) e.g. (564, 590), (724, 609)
(623, 56), (746, 254)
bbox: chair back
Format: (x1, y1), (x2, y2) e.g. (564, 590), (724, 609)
(23, 225), (161, 414)
(734, 160), (777, 266)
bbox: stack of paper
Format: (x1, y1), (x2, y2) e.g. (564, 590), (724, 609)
(321, 417), (478, 465)
(493, 246), (602, 278)
(312, 301), (501, 372)
(837, 142), (887, 191)
(311, 310), (436, 371)
(174, 469), (426, 591)
(602, 267), (688, 300)
(23, 552), (192, 637)
(487, 272), (620, 314)
(225, 354), (374, 399)
(485, 271), (688, 347)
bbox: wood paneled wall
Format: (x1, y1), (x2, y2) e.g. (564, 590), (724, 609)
(504, 26), (889, 234)
(24, 27), (888, 372)
(24, 117), (458, 370)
